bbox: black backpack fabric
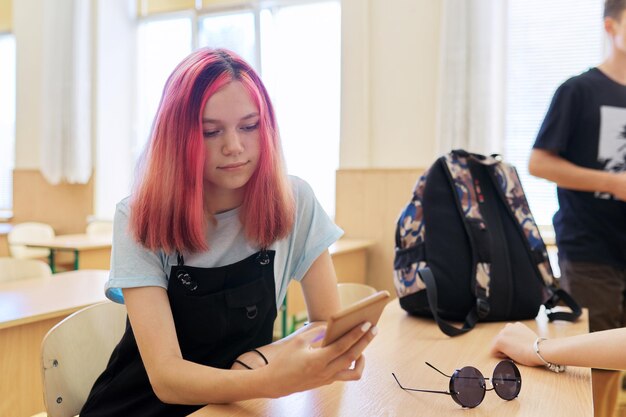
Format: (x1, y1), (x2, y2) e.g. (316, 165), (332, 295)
(393, 150), (581, 336)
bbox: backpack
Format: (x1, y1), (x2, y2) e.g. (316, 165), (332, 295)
(393, 150), (581, 336)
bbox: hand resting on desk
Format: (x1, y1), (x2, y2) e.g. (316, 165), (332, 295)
(490, 322), (626, 371)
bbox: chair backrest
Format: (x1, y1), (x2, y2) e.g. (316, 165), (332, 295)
(337, 283), (378, 308)
(85, 220), (113, 237)
(41, 301), (127, 417)
(7, 222), (55, 259)
(0, 257), (52, 282)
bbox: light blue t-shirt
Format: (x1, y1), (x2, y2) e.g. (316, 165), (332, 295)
(105, 176), (343, 309)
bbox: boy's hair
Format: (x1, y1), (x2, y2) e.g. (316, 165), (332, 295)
(130, 48), (295, 253)
(604, 0), (626, 19)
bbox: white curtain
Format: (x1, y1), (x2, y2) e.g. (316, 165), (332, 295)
(436, 0), (506, 157)
(40, 0), (92, 184)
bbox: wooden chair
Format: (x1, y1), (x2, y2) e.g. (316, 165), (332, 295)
(85, 220), (113, 237)
(0, 257), (52, 282)
(285, 283), (378, 335)
(40, 301), (127, 417)
(8, 222), (55, 260)
(337, 283), (377, 308)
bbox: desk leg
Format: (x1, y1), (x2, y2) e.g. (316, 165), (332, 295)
(281, 295), (287, 338)
(48, 250), (56, 273)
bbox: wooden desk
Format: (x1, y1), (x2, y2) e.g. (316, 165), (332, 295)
(191, 302), (592, 417)
(0, 270), (110, 417)
(0, 223), (12, 257)
(18, 233), (112, 272)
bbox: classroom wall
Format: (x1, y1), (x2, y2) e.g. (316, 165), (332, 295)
(13, 0), (441, 172)
(339, 0), (441, 291)
(341, 0), (442, 169)
(11, 0), (440, 242)
(12, 0), (97, 233)
(13, 0), (42, 170)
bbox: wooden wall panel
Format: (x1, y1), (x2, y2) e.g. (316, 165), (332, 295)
(0, 0), (12, 32)
(12, 169), (93, 234)
(335, 168), (424, 298)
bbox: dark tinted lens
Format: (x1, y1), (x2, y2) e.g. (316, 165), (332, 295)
(492, 360), (521, 400)
(450, 367), (486, 408)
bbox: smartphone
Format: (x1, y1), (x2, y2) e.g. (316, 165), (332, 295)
(321, 290), (390, 347)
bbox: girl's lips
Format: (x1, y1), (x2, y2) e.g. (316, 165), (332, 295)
(218, 161), (249, 170)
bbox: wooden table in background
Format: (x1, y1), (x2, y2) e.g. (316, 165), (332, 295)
(0, 223), (13, 257)
(191, 302), (592, 417)
(19, 233), (112, 272)
(0, 270), (110, 417)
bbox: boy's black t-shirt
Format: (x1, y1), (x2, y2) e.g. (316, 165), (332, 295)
(533, 67), (626, 269)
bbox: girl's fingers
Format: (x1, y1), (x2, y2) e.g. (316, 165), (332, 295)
(333, 354), (366, 382)
(326, 326), (377, 373)
(301, 326), (327, 348)
(322, 321), (374, 359)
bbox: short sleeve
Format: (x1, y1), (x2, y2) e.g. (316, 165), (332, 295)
(533, 80), (581, 153)
(105, 199), (169, 303)
(288, 177), (344, 282)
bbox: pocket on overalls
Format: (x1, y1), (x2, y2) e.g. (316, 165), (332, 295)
(222, 278), (274, 345)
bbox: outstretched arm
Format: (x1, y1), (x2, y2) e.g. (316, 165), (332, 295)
(490, 322), (626, 371)
(528, 149), (626, 201)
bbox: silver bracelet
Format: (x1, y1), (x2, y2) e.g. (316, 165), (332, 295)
(533, 337), (566, 373)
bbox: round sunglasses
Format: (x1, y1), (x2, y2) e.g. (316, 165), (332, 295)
(392, 360), (522, 408)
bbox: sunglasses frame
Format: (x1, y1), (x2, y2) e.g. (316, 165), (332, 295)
(392, 360), (522, 408)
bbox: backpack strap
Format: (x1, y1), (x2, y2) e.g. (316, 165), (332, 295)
(393, 172), (430, 299)
(442, 151), (492, 321)
(418, 268), (485, 336)
(543, 288), (582, 322)
(489, 161), (582, 322)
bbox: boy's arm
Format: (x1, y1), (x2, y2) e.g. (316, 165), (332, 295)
(528, 148), (626, 201)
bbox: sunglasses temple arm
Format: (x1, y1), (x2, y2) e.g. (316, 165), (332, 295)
(391, 373), (452, 396)
(400, 387), (452, 396)
(424, 362), (453, 378)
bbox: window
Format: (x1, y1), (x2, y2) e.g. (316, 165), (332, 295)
(135, 1), (341, 216)
(259, 2), (341, 217)
(0, 33), (15, 213)
(136, 16), (192, 157)
(504, 0), (605, 226)
(198, 11), (257, 69)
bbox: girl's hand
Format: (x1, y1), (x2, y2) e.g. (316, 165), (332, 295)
(260, 321), (377, 398)
(490, 322), (544, 367)
(230, 322), (327, 371)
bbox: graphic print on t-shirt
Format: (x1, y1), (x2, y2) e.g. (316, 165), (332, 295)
(596, 105), (626, 199)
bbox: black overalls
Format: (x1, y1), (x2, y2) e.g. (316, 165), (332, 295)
(80, 250), (277, 417)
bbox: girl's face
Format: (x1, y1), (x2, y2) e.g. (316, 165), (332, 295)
(201, 81), (261, 211)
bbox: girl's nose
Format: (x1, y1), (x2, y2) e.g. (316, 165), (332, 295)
(222, 130), (244, 155)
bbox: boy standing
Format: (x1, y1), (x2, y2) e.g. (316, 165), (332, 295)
(529, 1), (626, 416)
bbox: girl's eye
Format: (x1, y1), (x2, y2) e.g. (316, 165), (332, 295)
(241, 122), (259, 132)
(203, 130), (220, 138)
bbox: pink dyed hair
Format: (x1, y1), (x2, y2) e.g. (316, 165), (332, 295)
(130, 48), (295, 253)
